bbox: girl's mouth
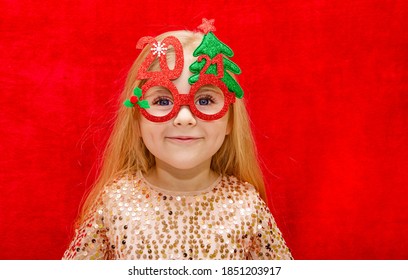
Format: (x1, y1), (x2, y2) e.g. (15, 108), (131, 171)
(166, 136), (202, 143)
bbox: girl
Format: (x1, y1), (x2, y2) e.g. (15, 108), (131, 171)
(63, 19), (293, 260)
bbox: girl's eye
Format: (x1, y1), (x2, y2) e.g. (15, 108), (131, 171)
(196, 94), (215, 106)
(198, 98), (210, 105)
(153, 97), (173, 106)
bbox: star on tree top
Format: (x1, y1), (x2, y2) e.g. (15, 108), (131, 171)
(197, 18), (216, 34)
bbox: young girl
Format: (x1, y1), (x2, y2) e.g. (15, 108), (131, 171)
(63, 19), (293, 260)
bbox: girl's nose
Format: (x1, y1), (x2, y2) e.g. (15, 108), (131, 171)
(173, 106), (197, 126)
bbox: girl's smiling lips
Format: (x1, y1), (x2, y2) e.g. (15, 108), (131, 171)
(165, 136), (203, 143)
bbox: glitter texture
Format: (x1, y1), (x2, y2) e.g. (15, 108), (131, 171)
(63, 172), (293, 260)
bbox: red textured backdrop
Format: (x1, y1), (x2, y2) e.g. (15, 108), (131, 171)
(1, 0), (407, 260)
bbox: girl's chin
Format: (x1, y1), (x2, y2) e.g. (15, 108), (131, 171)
(156, 158), (212, 172)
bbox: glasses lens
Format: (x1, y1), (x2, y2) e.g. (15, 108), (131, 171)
(143, 86), (174, 117)
(194, 85), (225, 116)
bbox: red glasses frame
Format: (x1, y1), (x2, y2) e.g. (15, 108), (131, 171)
(139, 74), (236, 122)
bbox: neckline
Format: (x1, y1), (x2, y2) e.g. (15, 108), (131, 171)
(137, 170), (222, 196)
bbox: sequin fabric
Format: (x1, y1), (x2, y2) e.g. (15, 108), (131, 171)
(63, 172), (292, 260)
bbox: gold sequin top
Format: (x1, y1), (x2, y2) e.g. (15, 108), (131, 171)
(63, 172), (293, 260)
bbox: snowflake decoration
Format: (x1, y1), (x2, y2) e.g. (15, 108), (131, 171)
(150, 41), (167, 57)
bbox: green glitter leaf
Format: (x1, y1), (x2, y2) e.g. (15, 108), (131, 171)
(137, 100), (150, 109)
(124, 100), (134, 108)
(133, 87), (142, 98)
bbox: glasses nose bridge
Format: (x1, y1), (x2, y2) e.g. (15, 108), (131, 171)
(178, 93), (191, 107)
(173, 93), (196, 126)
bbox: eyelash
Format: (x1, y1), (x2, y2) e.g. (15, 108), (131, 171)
(152, 96), (173, 106)
(196, 94), (216, 105)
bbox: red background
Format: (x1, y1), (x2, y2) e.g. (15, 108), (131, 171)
(1, 0), (407, 260)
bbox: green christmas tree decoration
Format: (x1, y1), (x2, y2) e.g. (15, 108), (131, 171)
(193, 31), (234, 58)
(189, 27), (244, 99)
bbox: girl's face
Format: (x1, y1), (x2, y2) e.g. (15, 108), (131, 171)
(139, 46), (231, 171)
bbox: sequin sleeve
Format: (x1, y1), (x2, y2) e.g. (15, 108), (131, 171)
(248, 193), (293, 260)
(62, 193), (111, 260)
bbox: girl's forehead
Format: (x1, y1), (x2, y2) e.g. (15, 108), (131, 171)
(172, 54), (193, 94)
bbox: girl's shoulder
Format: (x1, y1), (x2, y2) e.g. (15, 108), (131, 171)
(221, 174), (255, 190)
(98, 173), (140, 199)
(218, 174), (262, 202)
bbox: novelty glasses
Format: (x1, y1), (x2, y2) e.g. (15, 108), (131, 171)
(139, 74), (235, 122)
(125, 31), (242, 122)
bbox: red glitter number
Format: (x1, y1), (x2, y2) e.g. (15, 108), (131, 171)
(135, 36), (184, 81)
(197, 54), (224, 79)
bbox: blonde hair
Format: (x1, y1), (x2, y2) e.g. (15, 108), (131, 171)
(77, 30), (266, 224)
